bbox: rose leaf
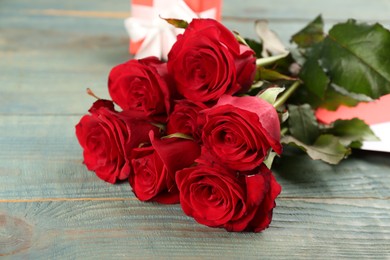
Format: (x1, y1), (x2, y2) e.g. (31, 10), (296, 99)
(297, 84), (365, 110)
(161, 133), (193, 140)
(324, 118), (379, 148)
(263, 151), (277, 169)
(319, 20), (390, 99)
(281, 134), (350, 165)
(161, 17), (188, 29)
(244, 38), (263, 58)
(255, 19), (287, 57)
(257, 67), (296, 82)
(287, 104), (320, 144)
(299, 55), (330, 99)
(258, 86), (285, 105)
(291, 15), (325, 48)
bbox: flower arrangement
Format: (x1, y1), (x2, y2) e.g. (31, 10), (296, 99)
(75, 16), (390, 232)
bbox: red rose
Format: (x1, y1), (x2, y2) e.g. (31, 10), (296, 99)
(75, 100), (158, 184)
(130, 132), (201, 204)
(199, 95), (282, 171)
(176, 161), (281, 232)
(167, 100), (208, 139)
(167, 19), (256, 103)
(108, 56), (174, 121)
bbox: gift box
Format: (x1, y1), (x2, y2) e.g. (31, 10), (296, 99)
(125, 0), (222, 60)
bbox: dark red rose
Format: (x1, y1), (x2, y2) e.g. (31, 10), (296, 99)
(176, 161), (281, 232)
(167, 19), (256, 103)
(108, 56), (174, 121)
(236, 45), (258, 89)
(88, 99), (115, 113)
(130, 132), (201, 204)
(167, 100), (208, 139)
(75, 100), (158, 184)
(199, 95), (282, 171)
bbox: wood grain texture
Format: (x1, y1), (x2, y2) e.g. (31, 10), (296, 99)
(0, 199), (389, 259)
(1, 0), (390, 258)
(0, 214), (33, 256)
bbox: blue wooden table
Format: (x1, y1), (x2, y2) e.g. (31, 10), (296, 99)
(1, 0), (390, 258)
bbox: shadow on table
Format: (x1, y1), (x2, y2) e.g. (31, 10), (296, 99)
(272, 147), (390, 198)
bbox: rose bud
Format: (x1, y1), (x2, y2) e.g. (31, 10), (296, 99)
(199, 95), (282, 171)
(167, 19), (256, 103)
(75, 100), (159, 184)
(176, 161), (282, 232)
(167, 100), (208, 140)
(129, 132), (201, 204)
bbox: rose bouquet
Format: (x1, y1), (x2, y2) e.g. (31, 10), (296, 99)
(76, 17), (390, 232)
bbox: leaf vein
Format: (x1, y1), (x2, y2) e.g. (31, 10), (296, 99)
(326, 34), (390, 91)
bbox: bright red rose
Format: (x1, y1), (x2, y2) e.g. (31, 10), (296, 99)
(130, 132), (201, 204)
(167, 100), (208, 139)
(75, 100), (158, 184)
(108, 56), (174, 122)
(167, 19), (256, 103)
(199, 95), (282, 171)
(176, 161), (281, 232)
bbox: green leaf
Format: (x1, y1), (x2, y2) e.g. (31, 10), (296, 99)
(325, 118), (379, 147)
(257, 67), (296, 81)
(233, 31), (248, 45)
(245, 38), (263, 58)
(300, 55), (330, 98)
(288, 104), (320, 144)
(315, 89), (361, 110)
(273, 81), (301, 109)
(161, 133), (193, 140)
(255, 19), (287, 57)
(150, 122), (166, 133)
(263, 151), (277, 169)
(256, 52), (289, 67)
(320, 20), (390, 99)
(279, 111), (289, 124)
(292, 83), (368, 110)
(162, 17), (188, 29)
(258, 87), (285, 105)
(291, 15), (324, 48)
(281, 134), (350, 164)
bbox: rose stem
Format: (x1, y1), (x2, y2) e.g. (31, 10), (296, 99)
(280, 127), (288, 136)
(273, 81), (301, 109)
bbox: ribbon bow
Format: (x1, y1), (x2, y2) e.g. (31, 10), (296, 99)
(125, 0), (217, 60)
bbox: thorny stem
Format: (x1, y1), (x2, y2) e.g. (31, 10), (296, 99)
(273, 81), (301, 109)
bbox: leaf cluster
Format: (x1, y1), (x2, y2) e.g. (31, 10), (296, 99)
(246, 15), (388, 164)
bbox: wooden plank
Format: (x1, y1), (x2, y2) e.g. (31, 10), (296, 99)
(1, 0), (390, 21)
(222, 0), (390, 22)
(0, 198), (389, 258)
(0, 115), (389, 200)
(0, 0), (129, 13)
(0, 36), (126, 114)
